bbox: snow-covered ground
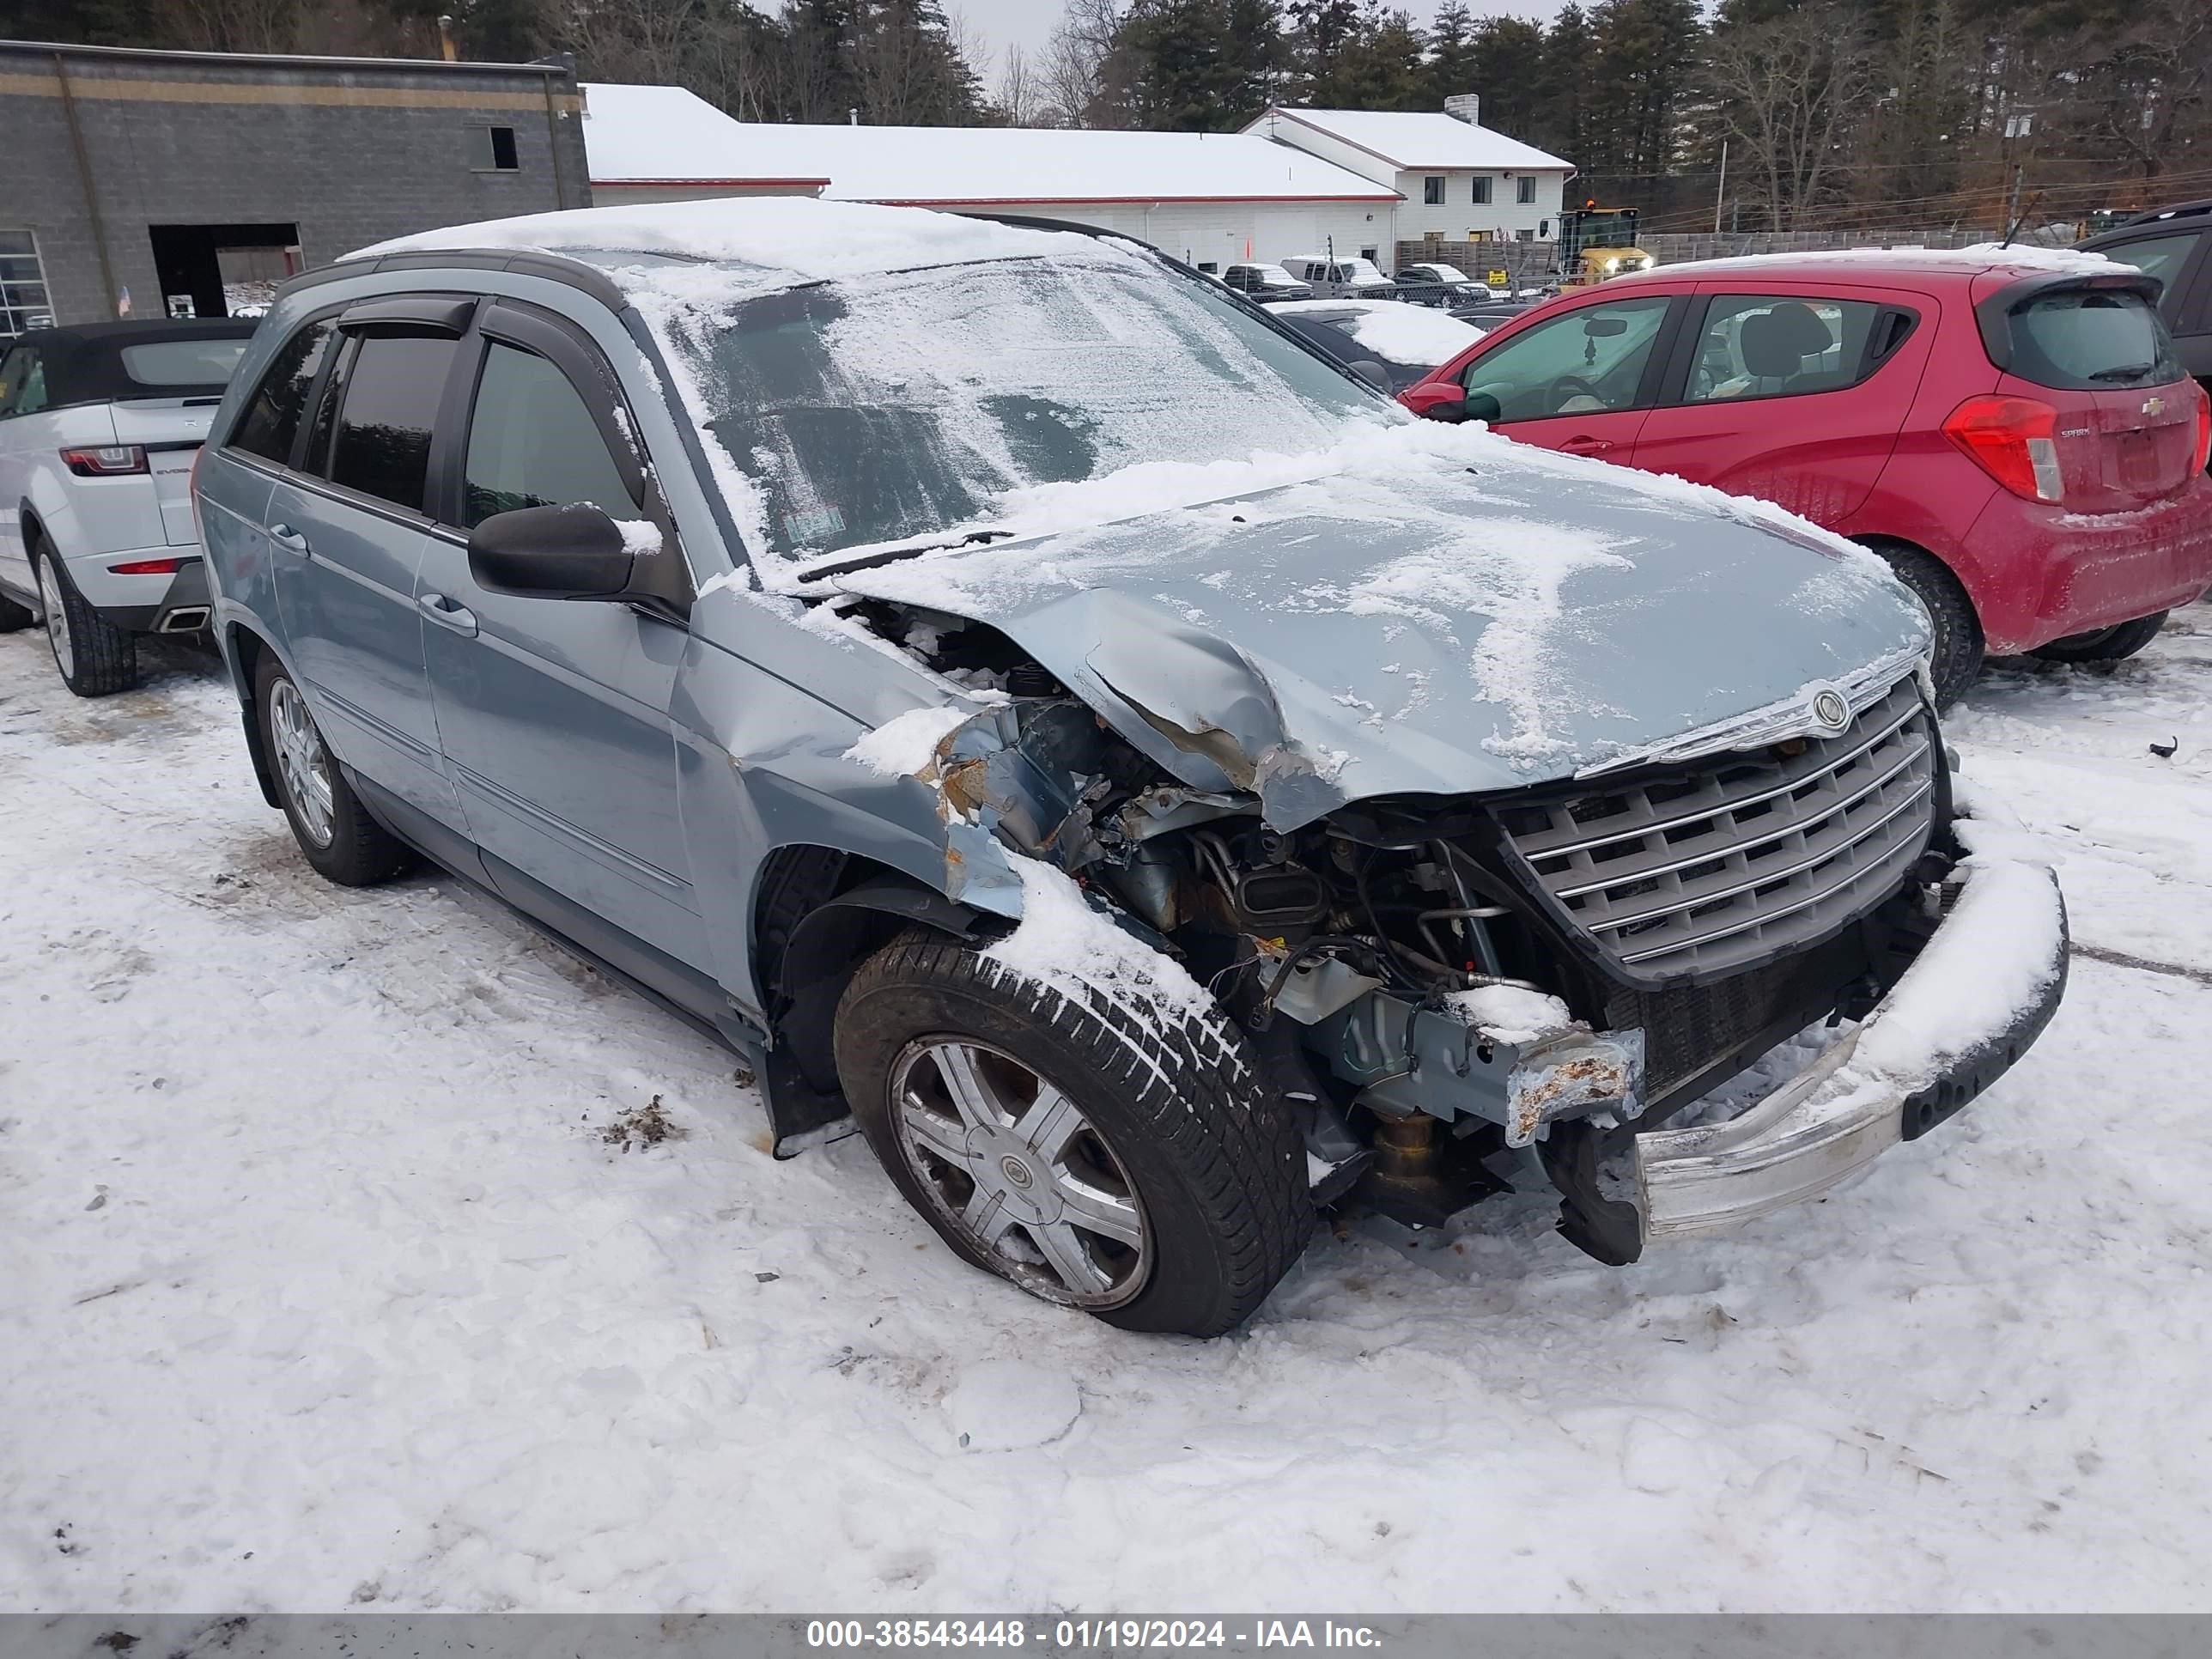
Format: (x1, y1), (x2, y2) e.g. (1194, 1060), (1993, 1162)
(3, 618), (2210, 1614)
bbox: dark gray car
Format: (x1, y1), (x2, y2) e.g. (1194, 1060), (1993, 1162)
(193, 201), (2067, 1336)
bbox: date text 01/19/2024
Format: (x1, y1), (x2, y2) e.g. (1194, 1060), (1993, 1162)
(804, 1620), (1387, 1650)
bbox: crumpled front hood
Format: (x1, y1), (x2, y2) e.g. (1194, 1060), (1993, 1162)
(833, 428), (1929, 829)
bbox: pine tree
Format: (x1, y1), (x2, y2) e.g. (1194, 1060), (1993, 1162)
(1425, 1), (1478, 105)
(1464, 18), (1547, 137)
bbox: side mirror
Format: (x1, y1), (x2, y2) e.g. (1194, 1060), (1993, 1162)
(1347, 359), (1393, 396)
(1403, 383), (1467, 422)
(468, 503), (637, 600)
(466, 502), (691, 617)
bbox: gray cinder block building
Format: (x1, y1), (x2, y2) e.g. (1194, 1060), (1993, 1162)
(0, 39), (592, 336)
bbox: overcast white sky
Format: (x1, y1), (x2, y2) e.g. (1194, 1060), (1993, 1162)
(951, 0), (1560, 76)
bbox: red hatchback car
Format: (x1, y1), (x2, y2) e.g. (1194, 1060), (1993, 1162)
(1401, 252), (2212, 703)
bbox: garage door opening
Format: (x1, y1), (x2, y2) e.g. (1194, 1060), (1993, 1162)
(148, 223), (302, 319)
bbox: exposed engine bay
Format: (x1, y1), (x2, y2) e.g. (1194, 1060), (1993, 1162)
(842, 597), (1955, 1263)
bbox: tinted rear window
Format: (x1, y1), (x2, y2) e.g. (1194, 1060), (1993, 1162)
(2002, 286), (2179, 391)
(120, 337), (248, 390)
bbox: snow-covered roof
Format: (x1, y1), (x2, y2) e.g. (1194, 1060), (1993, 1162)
(1251, 106), (1574, 174)
(581, 82), (1400, 204)
(583, 83), (830, 189)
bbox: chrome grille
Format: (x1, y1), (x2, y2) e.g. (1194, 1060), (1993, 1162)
(1498, 678), (1936, 981)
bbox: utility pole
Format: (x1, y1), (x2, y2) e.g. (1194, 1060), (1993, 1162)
(1713, 140), (1728, 234)
(2004, 165), (2025, 241)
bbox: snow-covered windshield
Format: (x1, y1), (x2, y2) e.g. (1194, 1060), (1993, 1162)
(639, 252), (1387, 570)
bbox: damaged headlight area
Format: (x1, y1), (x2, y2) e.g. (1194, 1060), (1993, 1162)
(854, 602), (2052, 1265)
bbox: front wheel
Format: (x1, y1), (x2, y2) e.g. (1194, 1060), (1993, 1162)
(2031, 611), (2167, 665)
(835, 930), (1310, 1336)
(254, 654), (410, 887)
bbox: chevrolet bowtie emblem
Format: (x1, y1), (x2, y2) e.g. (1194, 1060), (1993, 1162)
(2143, 396), (2166, 416)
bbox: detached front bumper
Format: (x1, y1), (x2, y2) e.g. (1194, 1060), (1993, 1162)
(1634, 856), (2068, 1242)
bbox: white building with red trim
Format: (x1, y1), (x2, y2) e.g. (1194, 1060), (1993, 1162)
(1242, 101), (1577, 247)
(580, 83), (1405, 275)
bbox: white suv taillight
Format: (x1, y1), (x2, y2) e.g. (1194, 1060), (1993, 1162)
(59, 444), (149, 477)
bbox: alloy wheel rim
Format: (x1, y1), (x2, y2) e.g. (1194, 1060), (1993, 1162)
(889, 1037), (1151, 1310)
(267, 679), (336, 848)
(37, 562), (74, 681)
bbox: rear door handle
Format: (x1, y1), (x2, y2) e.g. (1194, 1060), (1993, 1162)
(267, 522), (310, 555)
(1559, 435), (1616, 455)
(418, 592), (478, 636)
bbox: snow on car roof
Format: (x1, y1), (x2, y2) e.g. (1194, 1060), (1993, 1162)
(580, 82), (1399, 204)
(349, 197), (1103, 289)
(1621, 242), (2126, 282)
(1270, 299), (1486, 368)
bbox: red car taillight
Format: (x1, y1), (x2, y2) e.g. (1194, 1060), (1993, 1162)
(2193, 383), (2211, 475)
(1942, 395), (2064, 504)
(109, 556), (185, 575)
(58, 444), (149, 477)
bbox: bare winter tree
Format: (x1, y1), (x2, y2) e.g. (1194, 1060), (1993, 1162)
(1040, 0), (1127, 127)
(150, 0), (303, 52)
(994, 40), (1052, 125)
(1706, 3), (1875, 230)
(2047, 0), (2210, 182)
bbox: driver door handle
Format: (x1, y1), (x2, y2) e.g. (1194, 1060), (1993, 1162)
(418, 591), (478, 636)
(267, 522), (310, 556)
(1559, 434), (1615, 455)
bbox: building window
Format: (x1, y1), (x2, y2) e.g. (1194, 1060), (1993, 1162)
(1, 231), (54, 338)
(1516, 228), (1535, 242)
(465, 125), (520, 172)
(1360, 247), (1379, 263)
(1517, 176), (1538, 205)
(1422, 175), (1446, 206)
(1471, 176), (1492, 205)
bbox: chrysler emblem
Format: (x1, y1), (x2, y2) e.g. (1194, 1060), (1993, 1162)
(1808, 688), (1850, 735)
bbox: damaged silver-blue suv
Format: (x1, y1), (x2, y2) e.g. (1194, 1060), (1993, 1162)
(193, 200), (2068, 1337)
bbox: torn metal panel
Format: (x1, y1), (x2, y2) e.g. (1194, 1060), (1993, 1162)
(1310, 986), (1644, 1144)
(1503, 1029), (1646, 1149)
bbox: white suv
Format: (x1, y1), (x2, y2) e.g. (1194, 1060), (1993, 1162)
(0, 319), (257, 695)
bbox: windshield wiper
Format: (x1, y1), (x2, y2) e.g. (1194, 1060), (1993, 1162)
(2090, 362), (2159, 382)
(793, 528), (1017, 584)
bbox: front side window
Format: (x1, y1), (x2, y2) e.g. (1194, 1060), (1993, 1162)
(462, 342), (635, 527)
(1516, 177), (1538, 204)
(1684, 294), (1884, 403)
(1472, 176), (1492, 205)
(328, 332), (459, 512)
(1461, 295), (1672, 421)
(644, 251), (1386, 567)
(231, 320), (334, 465)
(1423, 176), (1446, 206)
